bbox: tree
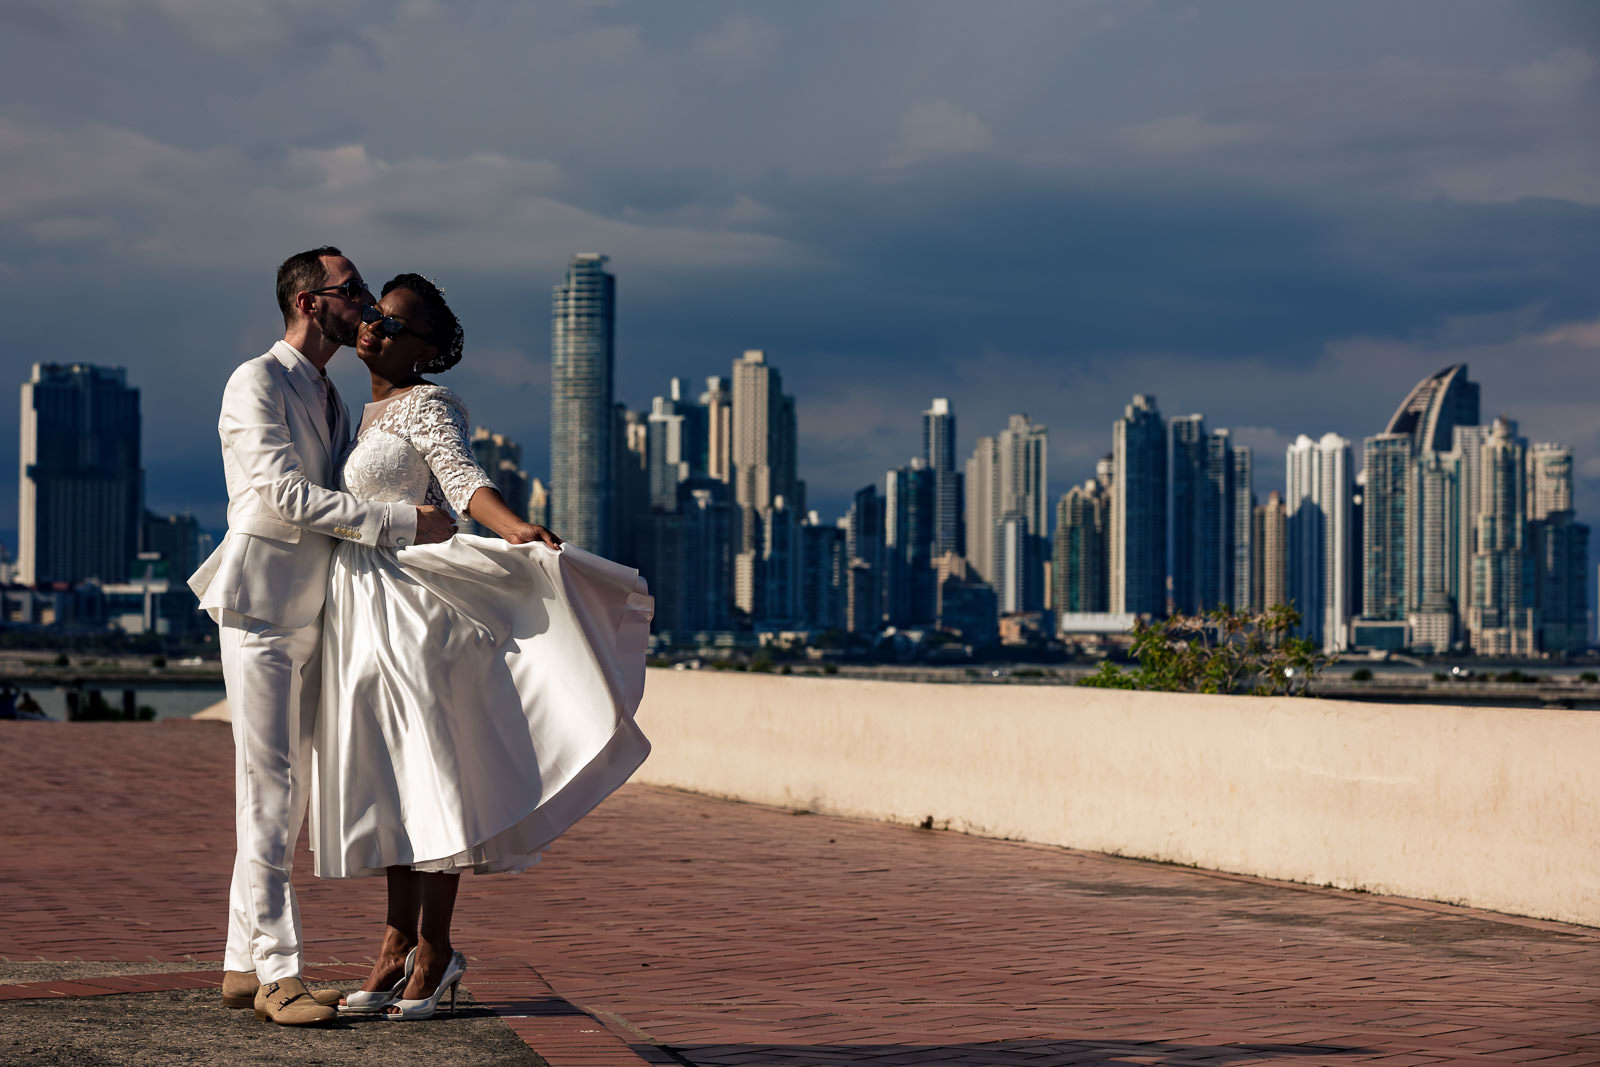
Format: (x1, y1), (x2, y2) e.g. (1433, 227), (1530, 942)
(1078, 604), (1328, 696)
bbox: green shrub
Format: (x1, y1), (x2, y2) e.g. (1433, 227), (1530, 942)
(1351, 667), (1372, 682)
(1077, 604), (1326, 696)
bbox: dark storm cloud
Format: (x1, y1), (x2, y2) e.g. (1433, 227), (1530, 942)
(0, 0), (1596, 533)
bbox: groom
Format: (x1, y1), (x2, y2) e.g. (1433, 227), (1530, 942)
(190, 247), (457, 1025)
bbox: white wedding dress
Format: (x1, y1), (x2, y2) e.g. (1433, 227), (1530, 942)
(310, 384), (651, 879)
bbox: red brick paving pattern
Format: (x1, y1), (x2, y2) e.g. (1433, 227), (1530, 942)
(2, 720), (1597, 1065)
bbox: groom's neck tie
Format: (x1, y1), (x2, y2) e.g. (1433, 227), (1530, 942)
(318, 374), (341, 444)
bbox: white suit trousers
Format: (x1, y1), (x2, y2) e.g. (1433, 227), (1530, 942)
(219, 614), (321, 982)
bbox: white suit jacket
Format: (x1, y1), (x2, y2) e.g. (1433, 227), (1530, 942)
(189, 341), (412, 629)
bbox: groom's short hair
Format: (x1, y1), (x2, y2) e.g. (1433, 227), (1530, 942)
(275, 246), (345, 326)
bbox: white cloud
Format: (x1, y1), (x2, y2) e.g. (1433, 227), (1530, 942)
(691, 13), (777, 80)
(1538, 316), (1600, 348)
(0, 117), (798, 276)
(888, 101), (993, 166)
(1504, 46), (1597, 99)
(1123, 114), (1262, 157)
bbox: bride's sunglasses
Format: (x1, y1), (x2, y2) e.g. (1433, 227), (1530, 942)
(361, 304), (428, 342)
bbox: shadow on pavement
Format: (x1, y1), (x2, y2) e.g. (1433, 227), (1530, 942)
(1, 986), (547, 1067)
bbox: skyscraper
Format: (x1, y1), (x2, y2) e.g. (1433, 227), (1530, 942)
(647, 392), (689, 510)
(702, 376), (732, 483)
(1522, 440), (1587, 652)
(846, 484), (884, 633)
(964, 434), (999, 586)
(1111, 395), (1166, 616)
(922, 398), (963, 559)
(19, 363), (143, 585)
(1367, 364), (1481, 646)
(1384, 364), (1481, 456)
(550, 253), (615, 556)
(1470, 418), (1536, 654)
(676, 478), (734, 633)
(731, 350), (800, 619)
(467, 427), (529, 535)
(997, 414), (1048, 613)
(1531, 514), (1589, 654)
(1527, 443), (1574, 520)
(1287, 432), (1353, 652)
(1405, 450), (1461, 651)
(1449, 424), (1490, 642)
(612, 404), (649, 569)
(1361, 433), (1411, 624)
(1253, 490), (1288, 612)
(885, 460), (937, 625)
(1230, 446), (1255, 609)
(800, 513), (846, 632)
(1168, 414), (1208, 615)
(1053, 481), (1109, 614)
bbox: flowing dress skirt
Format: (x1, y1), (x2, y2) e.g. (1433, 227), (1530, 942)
(311, 537), (651, 878)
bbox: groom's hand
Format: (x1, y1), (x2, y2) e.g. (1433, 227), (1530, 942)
(413, 505), (458, 545)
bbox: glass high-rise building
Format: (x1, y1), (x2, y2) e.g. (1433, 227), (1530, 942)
(1470, 417), (1536, 654)
(885, 460), (937, 625)
(467, 427), (529, 536)
(923, 398), (963, 560)
(1168, 414), (1207, 615)
(550, 253), (615, 556)
(19, 362), (143, 585)
(1405, 450), (1462, 651)
(1111, 395), (1166, 616)
(1053, 481), (1109, 614)
(1384, 364), (1480, 456)
(1361, 364), (1481, 647)
(1230, 445), (1254, 610)
(1361, 433), (1410, 625)
(998, 414), (1048, 613)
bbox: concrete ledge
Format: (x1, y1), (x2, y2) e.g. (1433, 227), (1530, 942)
(633, 669), (1600, 927)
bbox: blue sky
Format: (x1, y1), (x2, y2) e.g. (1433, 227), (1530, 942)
(2, 1), (1597, 535)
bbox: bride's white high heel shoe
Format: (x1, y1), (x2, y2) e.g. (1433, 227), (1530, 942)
(339, 947), (417, 1014)
(387, 950), (466, 1021)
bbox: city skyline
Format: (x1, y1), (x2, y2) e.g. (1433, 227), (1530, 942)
(0, 3), (1596, 537)
(13, 348), (1588, 652)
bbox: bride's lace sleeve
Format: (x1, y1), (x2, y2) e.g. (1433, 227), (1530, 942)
(407, 387), (496, 517)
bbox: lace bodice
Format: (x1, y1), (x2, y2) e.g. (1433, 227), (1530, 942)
(339, 384), (494, 517)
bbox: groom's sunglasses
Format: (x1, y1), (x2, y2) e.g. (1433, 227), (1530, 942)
(361, 304), (429, 342)
(307, 279), (374, 301)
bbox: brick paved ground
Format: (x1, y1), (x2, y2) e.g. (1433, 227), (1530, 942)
(3, 720), (1597, 1066)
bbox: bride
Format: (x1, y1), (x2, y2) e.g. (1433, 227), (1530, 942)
(310, 273), (651, 1020)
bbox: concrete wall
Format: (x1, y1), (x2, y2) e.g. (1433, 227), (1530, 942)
(633, 669), (1600, 928)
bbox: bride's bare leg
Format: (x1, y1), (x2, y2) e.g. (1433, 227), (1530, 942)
(397, 872), (461, 1001)
(354, 866), (421, 994)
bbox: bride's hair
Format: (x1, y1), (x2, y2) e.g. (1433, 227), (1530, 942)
(381, 273), (464, 374)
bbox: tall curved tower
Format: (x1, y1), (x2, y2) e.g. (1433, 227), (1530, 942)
(1383, 364), (1480, 457)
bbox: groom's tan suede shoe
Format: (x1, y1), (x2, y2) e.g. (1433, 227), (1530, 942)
(222, 970), (340, 1009)
(252, 976), (339, 1025)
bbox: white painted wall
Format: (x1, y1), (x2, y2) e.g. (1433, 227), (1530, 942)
(633, 670), (1600, 928)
